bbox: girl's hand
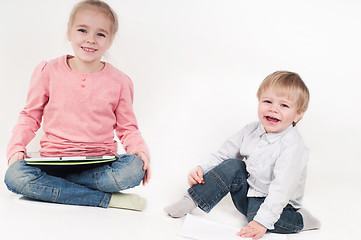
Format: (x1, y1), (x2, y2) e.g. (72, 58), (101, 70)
(8, 152), (25, 166)
(128, 150), (151, 186)
(188, 166), (204, 187)
(236, 220), (267, 240)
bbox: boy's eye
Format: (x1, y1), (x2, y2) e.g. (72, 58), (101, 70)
(280, 104), (289, 108)
(97, 33), (106, 37)
(264, 100), (272, 104)
(77, 28), (86, 33)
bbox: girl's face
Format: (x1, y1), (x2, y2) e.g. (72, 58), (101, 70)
(258, 87), (304, 133)
(67, 8), (113, 71)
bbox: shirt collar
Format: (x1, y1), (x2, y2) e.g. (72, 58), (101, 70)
(257, 122), (294, 144)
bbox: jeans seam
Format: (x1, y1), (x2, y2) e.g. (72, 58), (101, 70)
(100, 193), (111, 208)
(111, 170), (123, 190)
(272, 222), (303, 233)
(210, 170), (229, 192)
(188, 170), (230, 213)
(188, 188), (207, 212)
(18, 166), (43, 194)
(272, 213), (303, 233)
(19, 183), (60, 202)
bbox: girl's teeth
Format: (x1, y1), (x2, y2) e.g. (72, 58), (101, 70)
(83, 47), (95, 52)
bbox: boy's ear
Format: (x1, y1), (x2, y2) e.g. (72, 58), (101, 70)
(293, 111), (305, 125)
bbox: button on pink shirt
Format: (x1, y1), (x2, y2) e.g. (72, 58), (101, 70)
(7, 55), (149, 160)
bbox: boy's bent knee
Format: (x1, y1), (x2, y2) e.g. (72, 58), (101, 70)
(211, 159), (247, 183)
(218, 159), (245, 173)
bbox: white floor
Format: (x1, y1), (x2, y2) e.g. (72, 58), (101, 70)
(1, 150), (360, 240)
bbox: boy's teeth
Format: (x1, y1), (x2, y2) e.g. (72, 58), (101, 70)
(267, 116), (279, 122)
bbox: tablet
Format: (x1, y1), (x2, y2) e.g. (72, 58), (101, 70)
(25, 152), (117, 165)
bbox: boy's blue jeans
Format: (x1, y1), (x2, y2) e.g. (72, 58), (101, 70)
(4, 154), (145, 208)
(188, 159), (303, 234)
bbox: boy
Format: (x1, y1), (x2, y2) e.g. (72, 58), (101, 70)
(165, 71), (320, 239)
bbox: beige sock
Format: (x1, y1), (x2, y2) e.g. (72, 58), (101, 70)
(108, 192), (146, 211)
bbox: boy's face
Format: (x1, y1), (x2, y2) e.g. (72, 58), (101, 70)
(258, 87), (304, 133)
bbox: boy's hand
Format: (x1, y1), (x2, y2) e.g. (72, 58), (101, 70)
(188, 166), (204, 187)
(128, 150), (151, 186)
(236, 221), (267, 240)
(8, 152), (25, 166)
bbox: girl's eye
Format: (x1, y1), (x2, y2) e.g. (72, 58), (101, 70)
(264, 100), (272, 104)
(97, 33), (106, 37)
(281, 104), (289, 108)
(77, 29), (86, 33)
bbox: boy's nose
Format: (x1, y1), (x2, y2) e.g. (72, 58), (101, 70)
(268, 105), (278, 113)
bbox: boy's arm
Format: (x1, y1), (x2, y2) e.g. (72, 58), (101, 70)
(253, 141), (308, 229)
(237, 221), (267, 240)
(200, 125), (249, 174)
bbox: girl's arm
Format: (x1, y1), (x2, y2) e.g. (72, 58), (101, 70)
(8, 152), (25, 166)
(7, 62), (49, 164)
(114, 76), (150, 184)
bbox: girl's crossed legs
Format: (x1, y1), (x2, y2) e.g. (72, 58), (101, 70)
(4, 154), (145, 209)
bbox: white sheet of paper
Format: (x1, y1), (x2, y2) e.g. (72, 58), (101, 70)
(179, 214), (287, 240)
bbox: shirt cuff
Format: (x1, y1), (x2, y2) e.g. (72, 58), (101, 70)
(199, 164), (208, 175)
(253, 215), (275, 230)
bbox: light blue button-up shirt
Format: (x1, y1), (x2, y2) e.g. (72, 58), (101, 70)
(200, 121), (308, 229)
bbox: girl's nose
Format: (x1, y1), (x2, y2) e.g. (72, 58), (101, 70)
(86, 36), (95, 44)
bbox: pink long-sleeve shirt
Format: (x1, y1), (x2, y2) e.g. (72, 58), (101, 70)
(7, 55), (149, 161)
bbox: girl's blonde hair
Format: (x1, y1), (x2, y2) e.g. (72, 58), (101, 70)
(68, 0), (118, 37)
(257, 71), (310, 113)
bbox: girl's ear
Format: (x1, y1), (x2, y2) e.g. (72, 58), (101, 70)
(67, 24), (72, 41)
(108, 35), (115, 49)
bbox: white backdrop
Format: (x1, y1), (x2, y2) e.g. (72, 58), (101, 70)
(0, 0), (360, 237)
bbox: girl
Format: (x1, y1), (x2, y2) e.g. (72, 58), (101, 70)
(5, 0), (150, 211)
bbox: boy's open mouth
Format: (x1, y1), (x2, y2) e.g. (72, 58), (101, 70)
(266, 116), (280, 123)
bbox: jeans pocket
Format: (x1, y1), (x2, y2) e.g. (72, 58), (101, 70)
(94, 170), (121, 192)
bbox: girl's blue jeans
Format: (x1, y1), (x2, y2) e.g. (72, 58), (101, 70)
(188, 159), (303, 234)
(4, 154), (145, 208)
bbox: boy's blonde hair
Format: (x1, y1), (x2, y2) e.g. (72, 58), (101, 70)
(257, 71), (310, 113)
(68, 0), (118, 37)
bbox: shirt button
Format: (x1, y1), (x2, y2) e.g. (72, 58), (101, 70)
(81, 78), (86, 81)
(81, 84), (86, 88)
(258, 145), (262, 148)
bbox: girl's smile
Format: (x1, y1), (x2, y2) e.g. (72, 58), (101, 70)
(81, 46), (97, 52)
